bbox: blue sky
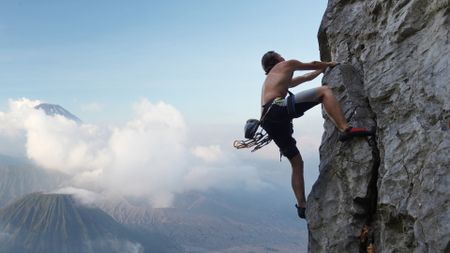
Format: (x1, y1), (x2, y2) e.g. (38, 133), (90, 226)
(0, 0), (327, 124)
(0, 1), (329, 196)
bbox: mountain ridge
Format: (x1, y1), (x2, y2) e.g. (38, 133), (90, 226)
(34, 103), (82, 123)
(0, 193), (181, 253)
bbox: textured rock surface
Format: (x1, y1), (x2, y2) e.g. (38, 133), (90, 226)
(308, 0), (449, 252)
(307, 64), (379, 253)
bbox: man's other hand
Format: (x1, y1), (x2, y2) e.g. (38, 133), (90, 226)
(328, 61), (339, 68)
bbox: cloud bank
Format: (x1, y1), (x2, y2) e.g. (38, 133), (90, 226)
(0, 98), (268, 207)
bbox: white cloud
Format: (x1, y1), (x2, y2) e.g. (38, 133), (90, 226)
(0, 98), (41, 156)
(0, 98), (271, 207)
(183, 163), (270, 192)
(191, 145), (222, 163)
(51, 187), (104, 206)
(185, 144), (270, 192)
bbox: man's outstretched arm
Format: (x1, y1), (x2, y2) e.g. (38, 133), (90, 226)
(290, 69), (324, 88)
(286, 60), (337, 71)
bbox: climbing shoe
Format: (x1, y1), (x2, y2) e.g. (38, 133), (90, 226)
(338, 126), (375, 142)
(295, 204), (306, 219)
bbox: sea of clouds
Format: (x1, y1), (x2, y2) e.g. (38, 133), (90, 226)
(0, 98), (270, 207)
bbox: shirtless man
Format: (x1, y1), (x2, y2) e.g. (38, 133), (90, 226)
(260, 51), (374, 219)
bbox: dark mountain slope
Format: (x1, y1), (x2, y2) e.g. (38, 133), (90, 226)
(0, 193), (182, 253)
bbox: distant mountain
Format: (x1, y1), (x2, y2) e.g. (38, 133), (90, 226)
(34, 103), (82, 123)
(0, 157), (308, 252)
(98, 191), (308, 253)
(0, 155), (26, 166)
(0, 193), (182, 253)
(0, 155), (67, 208)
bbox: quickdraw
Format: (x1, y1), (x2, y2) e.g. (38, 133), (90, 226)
(233, 128), (272, 152)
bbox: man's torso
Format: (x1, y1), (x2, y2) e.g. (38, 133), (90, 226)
(261, 62), (294, 106)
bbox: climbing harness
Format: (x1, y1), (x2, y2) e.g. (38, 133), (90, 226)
(233, 91), (298, 152)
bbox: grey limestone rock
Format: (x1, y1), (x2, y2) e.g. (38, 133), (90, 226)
(307, 64), (379, 253)
(308, 0), (449, 252)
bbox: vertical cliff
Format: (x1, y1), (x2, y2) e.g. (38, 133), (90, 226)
(307, 0), (449, 252)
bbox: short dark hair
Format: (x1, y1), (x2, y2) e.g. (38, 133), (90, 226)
(261, 51), (280, 75)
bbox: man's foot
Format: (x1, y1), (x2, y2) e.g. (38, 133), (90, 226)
(295, 204), (306, 219)
(338, 126), (375, 142)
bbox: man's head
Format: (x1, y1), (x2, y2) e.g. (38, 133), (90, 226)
(261, 51), (285, 75)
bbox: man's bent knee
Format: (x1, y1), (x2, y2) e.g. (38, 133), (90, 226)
(317, 86), (332, 98)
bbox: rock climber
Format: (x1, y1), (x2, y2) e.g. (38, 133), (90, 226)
(260, 51), (375, 219)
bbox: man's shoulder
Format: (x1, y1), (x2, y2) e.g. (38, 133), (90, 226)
(272, 60), (296, 73)
(284, 59), (302, 68)
(278, 60), (301, 71)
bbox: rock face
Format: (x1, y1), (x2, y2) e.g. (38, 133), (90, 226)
(307, 0), (449, 252)
(307, 64), (379, 252)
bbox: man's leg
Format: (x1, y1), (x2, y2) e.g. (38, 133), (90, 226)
(289, 153), (306, 208)
(317, 86), (375, 141)
(293, 87), (348, 132)
(316, 86), (348, 132)
(267, 115), (307, 219)
(289, 153), (307, 219)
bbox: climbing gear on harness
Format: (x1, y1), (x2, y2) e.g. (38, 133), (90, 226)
(233, 90), (302, 152)
(234, 119), (271, 152)
(233, 128), (271, 152)
(244, 119), (260, 139)
(233, 120), (272, 152)
(233, 100), (275, 152)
